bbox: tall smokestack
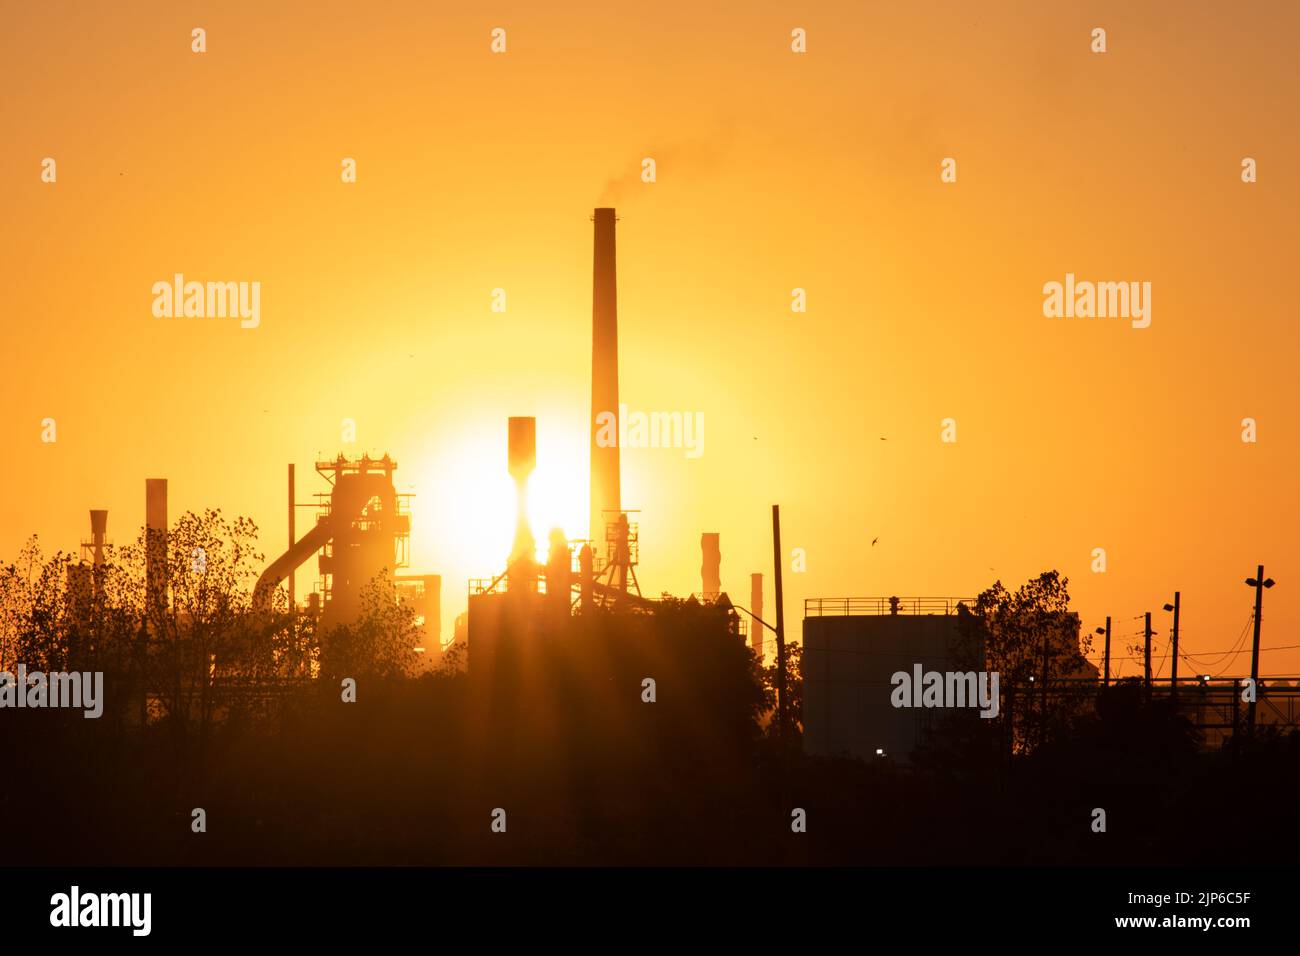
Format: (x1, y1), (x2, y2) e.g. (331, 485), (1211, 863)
(145, 478), (168, 618)
(590, 207), (620, 553)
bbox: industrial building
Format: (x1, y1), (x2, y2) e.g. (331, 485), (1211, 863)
(802, 597), (978, 761)
(62, 205), (756, 695)
(465, 208), (750, 682)
(470, 208), (666, 675)
(253, 454), (419, 631)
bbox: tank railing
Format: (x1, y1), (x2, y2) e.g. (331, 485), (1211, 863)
(468, 571), (565, 598)
(804, 596), (975, 617)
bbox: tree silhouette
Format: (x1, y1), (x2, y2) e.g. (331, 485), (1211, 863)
(317, 573), (421, 683)
(955, 571), (1094, 755)
(761, 640), (802, 740)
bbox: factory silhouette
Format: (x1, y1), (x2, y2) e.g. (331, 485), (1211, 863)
(2, 208), (1298, 867)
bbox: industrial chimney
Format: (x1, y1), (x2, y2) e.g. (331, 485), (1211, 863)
(751, 572), (764, 660)
(145, 478), (168, 619)
(424, 574), (441, 646)
(89, 509), (108, 600)
(701, 533), (721, 599)
(590, 207), (621, 554)
(508, 416), (537, 592)
(89, 510), (107, 567)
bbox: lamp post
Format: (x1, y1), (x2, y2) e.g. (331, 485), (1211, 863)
(1143, 612), (1154, 701)
(1245, 566), (1275, 738)
(1162, 592), (1180, 700)
(1094, 617), (1111, 687)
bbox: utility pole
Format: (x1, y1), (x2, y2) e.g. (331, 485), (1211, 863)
(1144, 612), (1153, 701)
(771, 505), (788, 742)
(1246, 565), (1275, 738)
(1163, 592), (1180, 701)
(1096, 616), (1111, 688)
(1039, 629), (1050, 749)
(288, 463), (296, 613)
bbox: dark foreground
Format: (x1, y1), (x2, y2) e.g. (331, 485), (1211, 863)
(6, 666), (1298, 867)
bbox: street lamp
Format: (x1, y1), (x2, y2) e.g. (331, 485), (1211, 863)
(1244, 566), (1276, 737)
(1162, 592), (1181, 698)
(1095, 621), (1111, 687)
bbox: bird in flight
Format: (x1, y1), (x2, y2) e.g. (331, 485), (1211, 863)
(871, 537), (879, 546)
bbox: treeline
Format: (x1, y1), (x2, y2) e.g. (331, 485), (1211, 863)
(2, 524), (1296, 865)
(0, 514), (799, 864)
(0, 511), (423, 745)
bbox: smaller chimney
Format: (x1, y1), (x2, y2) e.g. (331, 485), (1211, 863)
(425, 574), (441, 645)
(509, 417), (537, 477)
(750, 573), (763, 660)
(89, 509), (108, 600)
(89, 510), (108, 567)
(701, 533), (721, 599)
(507, 417), (537, 591)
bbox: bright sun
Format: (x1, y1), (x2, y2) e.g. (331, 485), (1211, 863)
(415, 419), (591, 583)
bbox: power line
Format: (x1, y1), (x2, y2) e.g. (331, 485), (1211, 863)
(1179, 614), (1254, 669)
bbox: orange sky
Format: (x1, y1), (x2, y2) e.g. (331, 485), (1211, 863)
(2, 1), (1297, 675)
